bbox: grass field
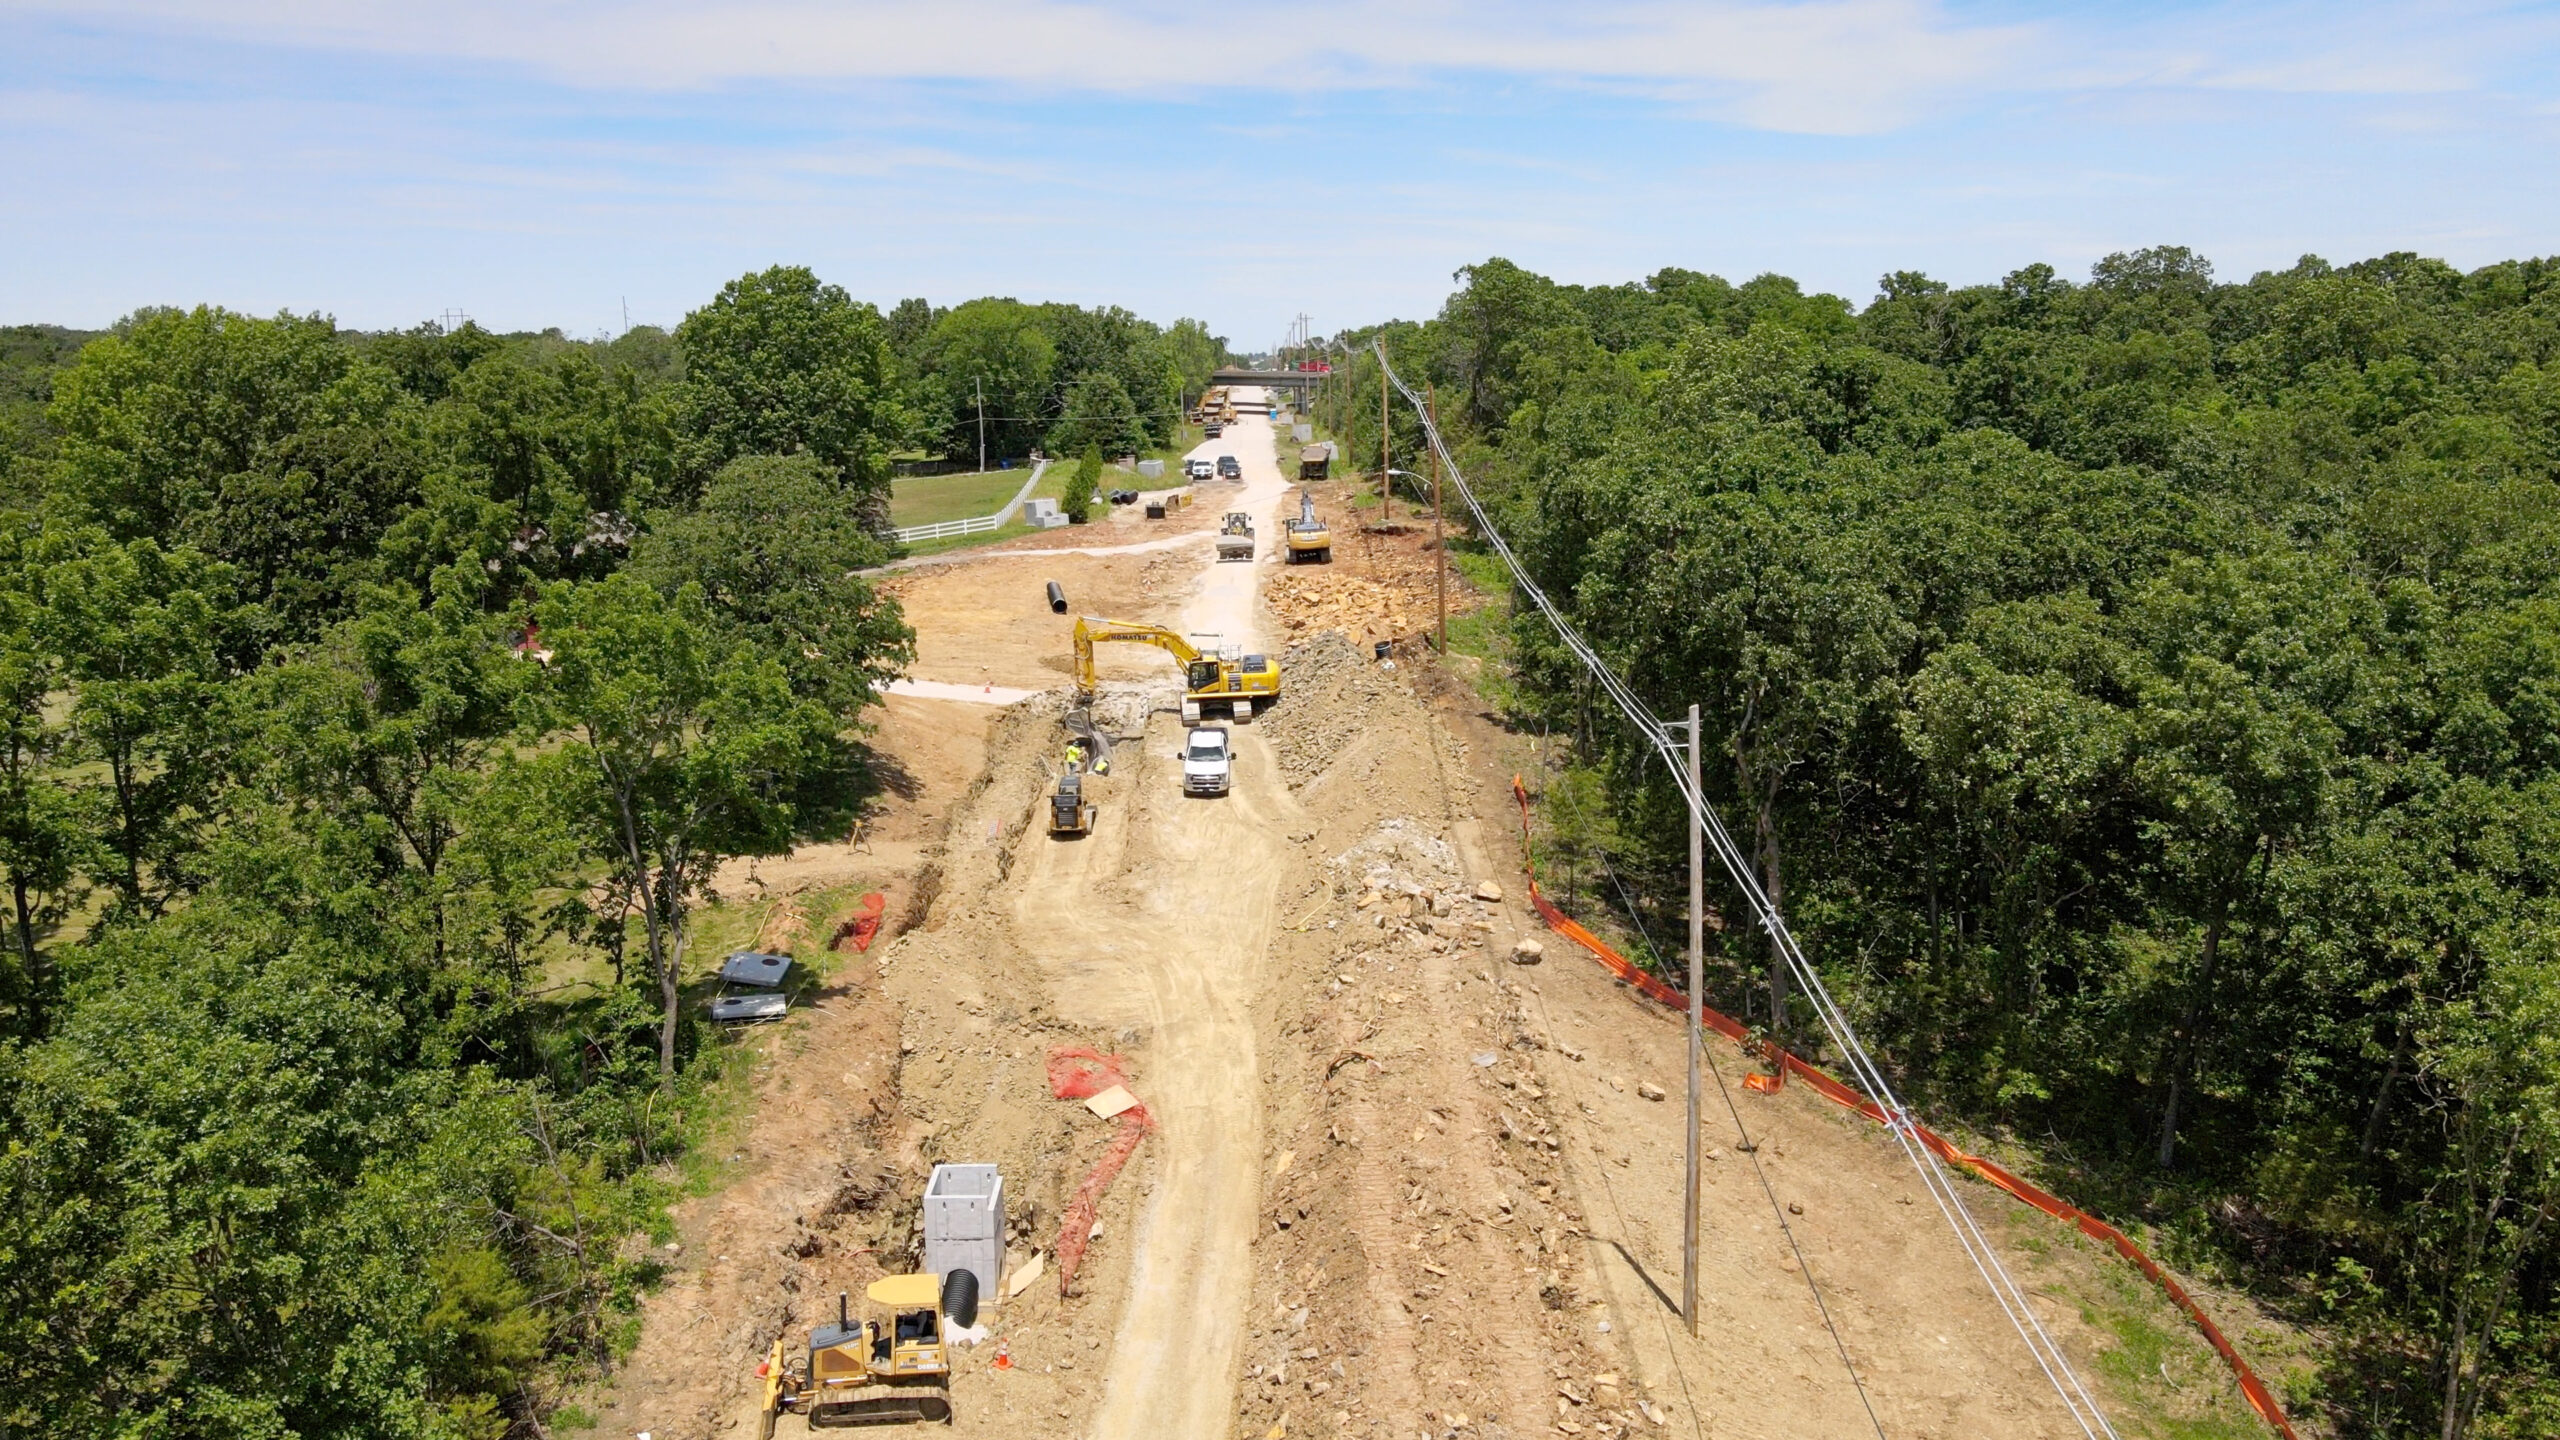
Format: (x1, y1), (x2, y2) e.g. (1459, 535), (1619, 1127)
(888, 466), (1045, 527)
(892, 465), (1083, 555)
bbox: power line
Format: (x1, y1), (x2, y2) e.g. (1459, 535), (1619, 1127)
(1374, 339), (2119, 1440)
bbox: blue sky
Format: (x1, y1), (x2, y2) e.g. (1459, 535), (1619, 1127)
(4, 1), (2557, 346)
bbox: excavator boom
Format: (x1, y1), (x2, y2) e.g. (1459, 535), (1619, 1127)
(1072, 617), (1204, 695)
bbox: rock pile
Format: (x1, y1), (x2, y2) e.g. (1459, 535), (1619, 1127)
(1265, 572), (1413, 644)
(1257, 630), (1409, 786)
(1329, 816), (1459, 896)
(1322, 818), (1507, 955)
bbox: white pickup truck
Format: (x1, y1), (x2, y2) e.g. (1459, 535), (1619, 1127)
(1184, 458), (1215, 482)
(1182, 726), (1232, 797)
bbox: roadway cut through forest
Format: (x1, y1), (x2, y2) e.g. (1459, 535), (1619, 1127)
(580, 396), (2302, 1440)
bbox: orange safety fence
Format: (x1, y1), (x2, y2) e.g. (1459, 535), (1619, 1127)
(830, 892), (888, 953)
(1510, 776), (2300, 1440)
(1046, 1046), (1155, 1298)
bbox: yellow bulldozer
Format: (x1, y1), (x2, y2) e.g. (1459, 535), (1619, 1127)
(756, 1275), (960, 1432)
(1071, 616), (1280, 723)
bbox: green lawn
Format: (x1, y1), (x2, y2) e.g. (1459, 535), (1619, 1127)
(889, 466), (1046, 527)
(1143, 421), (1207, 464)
(893, 466), (1089, 556)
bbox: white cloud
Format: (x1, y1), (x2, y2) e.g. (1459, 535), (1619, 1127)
(23, 1), (2551, 135)
(15, 0), (2034, 133)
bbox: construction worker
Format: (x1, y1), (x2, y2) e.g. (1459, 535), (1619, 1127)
(1064, 742), (1086, 773)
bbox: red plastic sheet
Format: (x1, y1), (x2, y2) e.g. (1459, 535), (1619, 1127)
(1046, 1046), (1154, 1298)
(1509, 776), (2300, 1439)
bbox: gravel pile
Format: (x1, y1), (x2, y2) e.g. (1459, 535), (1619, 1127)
(1258, 629), (1411, 786)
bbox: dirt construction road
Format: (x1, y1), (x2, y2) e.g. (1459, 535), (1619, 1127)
(575, 388), (2306, 1440)
(1012, 402), (1297, 1438)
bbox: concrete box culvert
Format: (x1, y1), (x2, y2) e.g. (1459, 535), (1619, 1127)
(922, 1162), (1005, 1300)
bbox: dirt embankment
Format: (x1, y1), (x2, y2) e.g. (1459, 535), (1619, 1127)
(1232, 633), (1621, 1440)
(576, 692), (1003, 1440)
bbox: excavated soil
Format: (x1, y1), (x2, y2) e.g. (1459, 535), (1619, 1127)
(580, 404), (2300, 1440)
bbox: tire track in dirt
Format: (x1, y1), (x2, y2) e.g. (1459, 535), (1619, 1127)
(1009, 726), (1296, 1437)
(1339, 1091), (1424, 1426)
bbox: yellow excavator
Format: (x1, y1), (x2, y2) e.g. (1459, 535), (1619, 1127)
(1071, 616), (1280, 723)
(756, 1276), (957, 1431)
(1284, 491), (1331, 564)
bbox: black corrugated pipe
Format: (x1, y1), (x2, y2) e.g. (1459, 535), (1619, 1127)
(1046, 581), (1068, 614)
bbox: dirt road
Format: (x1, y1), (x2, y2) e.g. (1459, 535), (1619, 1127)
(1008, 401), (1299, 1438)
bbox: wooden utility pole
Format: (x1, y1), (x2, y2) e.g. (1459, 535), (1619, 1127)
(975, 376), (987, 474)
(1379, 351), (1392, 523)
(1684, 704), (1705, 1336)
(1430, 384), (1446, 653)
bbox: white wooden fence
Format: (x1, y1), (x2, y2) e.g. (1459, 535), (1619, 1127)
(890, 459), (1051, 545)
(892, 512), (1003, 544)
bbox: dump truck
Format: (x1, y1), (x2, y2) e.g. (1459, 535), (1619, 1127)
(1070, 616), (1280, 723)
(1284, 492), (1331, 564)
(755, 1275), (968, 1431)
(1216, 511), (1254, 562)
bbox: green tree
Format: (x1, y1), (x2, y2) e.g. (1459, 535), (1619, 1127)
(2412, 934), (2560, 1440)
(0, 519), (83, 1031)
(2125, 551), (2373, 1170)
(48, 306), (426, 630)
(46, 535), (241, 922)
(1050, 371), (1146, 457)
(629, 454), (913, 719)
(0, 891), (503, 1440)
(1164, 317), (1229, 404)
(673, 266), (905, 523)
(1062, 445), (1101, 524)
(528, 573), (832, 1078)
(922, 298), (1058, 464)
(247, 565), (529, 970)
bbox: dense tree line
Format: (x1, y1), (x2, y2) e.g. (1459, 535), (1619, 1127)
(887, 296), (1228, 464)
(0, 264), (1019, 1437)
(1317, 249), (2560, 1437)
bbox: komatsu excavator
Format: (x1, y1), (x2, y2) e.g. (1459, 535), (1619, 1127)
(1071, 616), (1280, 723)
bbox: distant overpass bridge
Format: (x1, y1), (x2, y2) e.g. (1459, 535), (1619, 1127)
(1210, 367), (1331, 398)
